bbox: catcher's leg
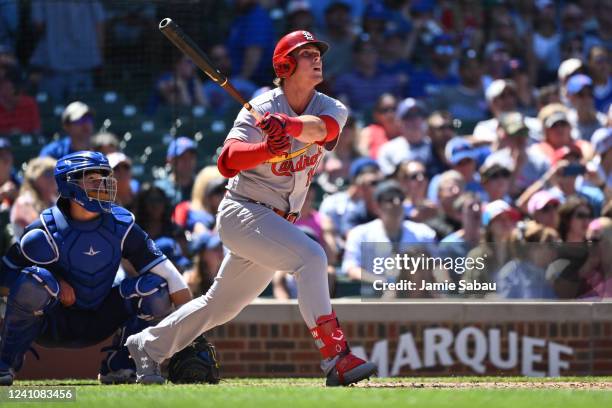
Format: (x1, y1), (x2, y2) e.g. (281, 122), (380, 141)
(99, 274), (172, 384)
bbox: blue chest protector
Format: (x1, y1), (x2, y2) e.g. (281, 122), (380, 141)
(40, 205), (134, 310)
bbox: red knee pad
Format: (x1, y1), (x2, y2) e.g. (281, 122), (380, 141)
(310, 311), (349, 359)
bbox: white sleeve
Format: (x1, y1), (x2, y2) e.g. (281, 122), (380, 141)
(149, 259), (188, 294)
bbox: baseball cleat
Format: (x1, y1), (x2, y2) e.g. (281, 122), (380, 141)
(97, 368), (136, 384)
(125, 336), (165, 385)
(326, 353), (377, 387)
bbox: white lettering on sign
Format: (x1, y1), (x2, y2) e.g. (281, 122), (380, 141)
(359, 327), (574, 377)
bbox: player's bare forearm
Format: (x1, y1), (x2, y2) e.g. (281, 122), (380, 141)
(170, 288), (193, 307)
(294, 115), (327, 144)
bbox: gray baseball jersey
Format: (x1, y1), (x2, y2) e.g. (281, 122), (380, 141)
(226, 87), (348, 213)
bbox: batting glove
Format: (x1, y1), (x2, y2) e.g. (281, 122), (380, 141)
(257, 112), (303, 137)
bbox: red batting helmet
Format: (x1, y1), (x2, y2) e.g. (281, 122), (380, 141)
(273, 30), (329, 78)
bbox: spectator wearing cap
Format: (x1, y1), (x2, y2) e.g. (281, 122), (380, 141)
(378, 29), (412, 80)
(407, 34), (459, 99)
(519, 143), (604, 217)
(359, 93), (400, 160)
(479, 155), (513, 204)
(425, 170), (465, 241)
(393, 160), (436, 223)
(527, 190), (560, 229)
(530, 103), (593, 160)
(438, 192), (482, 263)
(39, 101), (94, 159)
(587, 46), (612, 113)
(463, 200), (521, 291)
(532, 0), (561, 84)
(309, 0), (365, 33)
(29, 0), (105, 101)
(587, 127), (612, 197)
(313, 2), (355, 83)
(155, 236), (192, 274)
(565, 74), (607, 140)
(0, 67), (40, 136)
(319, 114), (361, 193)
(285, 0), (315, 34)
(558, 58), (585, 102)
(341, 180), (436, 295)
(427, 137), (484, 203)
(334, 35), (403, 113)
(9, 156), (57, 239)
(226, 0), (275, 85)
(430, 49), (487, 124)
(155, 136), (198, 206)
(319, 157), (383, 241)
(183, 231), (224, 297)
(488, 111), (549, 195)
(361, 1), (391, 49)
(173, 165), (226, 235)
(473, 79), (541, 144)
(106, 152), (137, 210)
(496, 221), (559, 300)
(92, 131), (120, 155)
(482, 41), (511, 89)
(377, 98), (431, 176)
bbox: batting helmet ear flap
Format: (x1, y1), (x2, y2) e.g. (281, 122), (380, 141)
(274, 55), (297, 79)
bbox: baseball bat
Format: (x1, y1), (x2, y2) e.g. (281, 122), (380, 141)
(158, 18), (262, 122)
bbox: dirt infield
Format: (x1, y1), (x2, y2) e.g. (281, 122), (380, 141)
(354, 381), (612, 390)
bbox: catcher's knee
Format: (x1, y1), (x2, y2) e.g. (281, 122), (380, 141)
(9, 267), (59, 314)
(119, 273), (172, 322)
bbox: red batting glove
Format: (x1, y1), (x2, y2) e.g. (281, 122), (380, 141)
(265, 132), (291, 156)
(256, 112), (303, 137)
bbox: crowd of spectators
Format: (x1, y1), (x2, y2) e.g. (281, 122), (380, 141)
(1, 0), (612, 301)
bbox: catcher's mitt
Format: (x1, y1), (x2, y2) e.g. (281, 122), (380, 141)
(167, 335), (220, 384)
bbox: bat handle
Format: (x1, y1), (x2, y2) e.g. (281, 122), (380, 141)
(247, 106), (262, 122)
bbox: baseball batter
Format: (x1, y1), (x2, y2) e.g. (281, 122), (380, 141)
(126, 30), (376, 386)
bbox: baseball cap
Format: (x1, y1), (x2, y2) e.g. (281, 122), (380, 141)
(482, 200), (521, 226)
(499, 112), (528, 137)
(374, 180), (405, 203)
(445, 137), (478, 166)
(591, 127), (612, 155)
(189, 231), (222, 254)
(364, 1), (391, 20)
(61, 101), (93, 124)
(286, 0), (311, 15)
(479, 151), (515, 181)
(566, 74), (593, 95)
(167, 137), (197, 160)
(527, 190), (560, 216)
(155, 237), (191, 269)
(349, 157), (380, 181)
(484, 41), (508, 59)
(0, 137), (11, 150)
(543, 110), (570, 129)
(395, 98), (427, 121)
(558, 58), (583, 81)
(485, 79), (516, 103)
(106, 152), (132, 169)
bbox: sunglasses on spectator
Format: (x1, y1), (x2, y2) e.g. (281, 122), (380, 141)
(433, 124), (453, 131)
(574, 211), (592, 220)
(376, 106), (396, 114)
(380, 195), (403, 205)
(363, 179), (380, 187)
(487, 170), (511, 180)
(402, 172), (426, 181)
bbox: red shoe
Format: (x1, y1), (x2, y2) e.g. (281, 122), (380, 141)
(326, 352), (377, 386)
(311, 311), (377, 387)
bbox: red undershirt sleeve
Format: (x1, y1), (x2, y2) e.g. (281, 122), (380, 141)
(317, 115), (340, 145)
(217, 139), (274, 178)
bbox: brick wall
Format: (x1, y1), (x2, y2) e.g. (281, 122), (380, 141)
(19, 300), (612, 379)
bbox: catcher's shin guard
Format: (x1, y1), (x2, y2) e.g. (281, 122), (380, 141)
(310, 311), (377, 386)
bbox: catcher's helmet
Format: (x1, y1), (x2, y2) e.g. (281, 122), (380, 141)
(273, 30), (329, 78)
(55, 151), (117, 213)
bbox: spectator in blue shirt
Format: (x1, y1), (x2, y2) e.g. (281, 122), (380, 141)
(39, 102), (94, 159)
(226, 0), (275, 85)
(587, 45), (612, 113)
(408, 34), (459, 99)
